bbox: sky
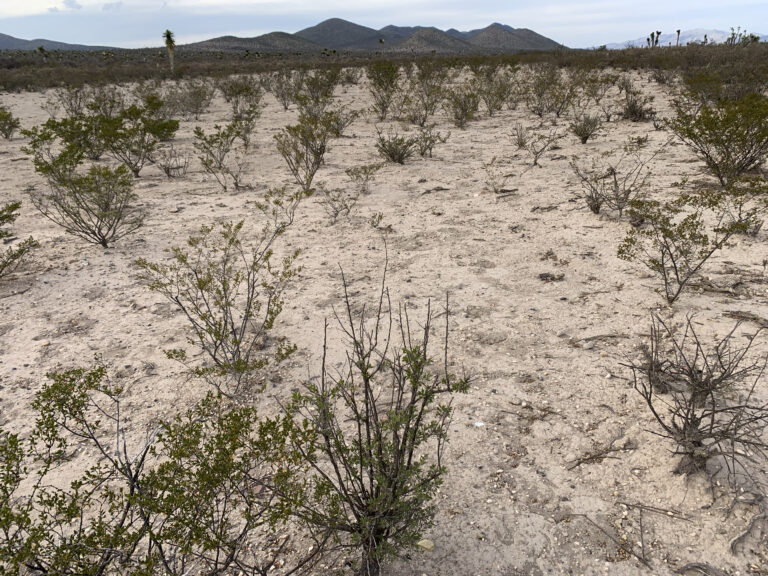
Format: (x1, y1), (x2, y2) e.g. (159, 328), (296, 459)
(0, 0), (766, 49)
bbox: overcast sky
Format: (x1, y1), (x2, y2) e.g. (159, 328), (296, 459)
(0, 0), (766, 48)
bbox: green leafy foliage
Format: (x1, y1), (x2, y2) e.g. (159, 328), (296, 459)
(28, 164), (143, 248)
(375, 126), (417, 164)
(0, 201), (37, 279)
(667, 93), (768, 187)
(618, 188), (752, 303)
(135, 189), (303, 396)
(274, 113), (333, 194)
(193, 121), (248, 191)
(271, 277), (469, 576)
(442, 84), (480, 129)
(0, 106), (20, 139)
(0, 365), (312, 575)
(99, 94), (178, 177)
(366, 61), (401, 121)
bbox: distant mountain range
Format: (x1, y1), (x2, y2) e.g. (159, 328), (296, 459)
(0, 18), (563, 54)
(605, 28), (767, 49)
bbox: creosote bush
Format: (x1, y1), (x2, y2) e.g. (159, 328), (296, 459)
(442, 85), (480, 129)
(28, 164), (144, 248)
(618, 187), (752, 303)
(0, 201), (37, 278)
(274, 112), (333, 194)
(375, 126), (417, 164)
(271, 272), (470, 576)
(0, 105), (20, 139)
(627, 315), (768, 482)
(0, 365), (316, 575)
(99, 94), (179, 177)
(366, 61), (401, 121)
(667, 93), (768, 187)
(135, 187), (303, 397)
(569, 112), (602, 144)
(193, 121), (248, 191)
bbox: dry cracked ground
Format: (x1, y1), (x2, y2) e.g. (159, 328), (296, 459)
(1, 68), (767, 575)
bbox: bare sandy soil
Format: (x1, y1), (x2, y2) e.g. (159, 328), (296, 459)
(1, 69), (767, 575)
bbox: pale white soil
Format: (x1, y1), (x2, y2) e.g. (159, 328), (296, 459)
(1, 68), (767, 575)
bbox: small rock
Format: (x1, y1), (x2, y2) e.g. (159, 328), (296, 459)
(417, 539), (434, 551)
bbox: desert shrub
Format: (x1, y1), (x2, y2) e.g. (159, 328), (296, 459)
(442, 85), (479, 129)
(153, 144), (189, 178)
(271, 276), (470, 576)
(28, 164), (143, 248)
(345, 163), (381, 194)
(627, 315), (768, 482)
(620, 79), (656, 122)
(375, 126), (418, 164)
(718, 176), (768, 236)
(415, 124), (450, 157)
(0, 201), (37, 278)
(194, 121), (248, 191)
(324, 104), (359, 137)
(85, 84), (125, 118)
(51, 84), (91, 117)
(0, 366), (313, 575)
(219, 74), (264, 115)
(317, 183), (358, 224)
(483, 156), (514, 195)
(135, 189), (302, 396)
(472, 65), (513, 116)
(367, 61), (401, 120)
(515, 125), (564, 167)
(165, 78), (216, 120)
(618, 188), (752, 303)
(294, 67), (340, 115)
(523, 63), (576, 118)
(0, 105), (21, 139)
(667, 93), (768, 187)
(340, 66), (363, 85)
(570, 142), (654, 216)
(400, 60), (450, 126)
(274, 112), (332, 194)
(99, 94), (179, 176)
(511, 122), (529, 149)
(569, 111), (602, 144)
(266, 68), (304, 111)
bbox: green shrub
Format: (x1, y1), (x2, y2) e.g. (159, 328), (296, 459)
(620, 80), (656, 122)
(0, 201), (37, 278)
(0, 105), (21, 139)
(472, 65), (513, 116)
(367, 61), (401, 120)
(274, 112), (332, 194)
(99, 94), (179, 177)
(272, 280), (469, 576)
(569, 112), (602, 144)
(0, 366), (311, 575)
(165, 78), (217, 120)
(345, 163), (382, 194)
(415, 124), (450, 157)
(28, 164), (143, 248)
(400, 60), (450, 126)
(618, 188), (752, 303)
(375, 126), (418, 164)
(135, 189), (303, 396)
(667, 93), (768, 187)
(193, 122), (247, 191)
(218, 74), (264, 116)
(442, 85), (479, 129)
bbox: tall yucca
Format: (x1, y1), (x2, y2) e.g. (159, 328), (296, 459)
(163, 29), (175, 75)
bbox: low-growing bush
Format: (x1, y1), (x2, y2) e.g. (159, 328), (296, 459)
(193, 121), (248, 191)
(135, 188), (303, 396)
(154, 144), (189, 178)
(627, 315), (768, 482)
(0, 366), (315, 575)
(0, 105), (21, 139)
(569, 112), (602, 144)
(274, 112), (332, 194)
(0, 201), (37, 278)
(667, 93), (768, 187)
(317, 183), (358, 223)
(165, 78), (217, 120)
(99, 94), (179, 177)
(28, 164), (143, 248)
(415, 124), (450, 157)
(375, 126), (418, 164)
(618, 187), (752, 303)
(272, 275), (469, 576)
(442, 85), (480, 129)
(367, 61), (401, 120)
(345, 163), (382, 194)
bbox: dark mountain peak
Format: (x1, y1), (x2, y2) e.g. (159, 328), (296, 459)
(295, 18), (381, 49)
